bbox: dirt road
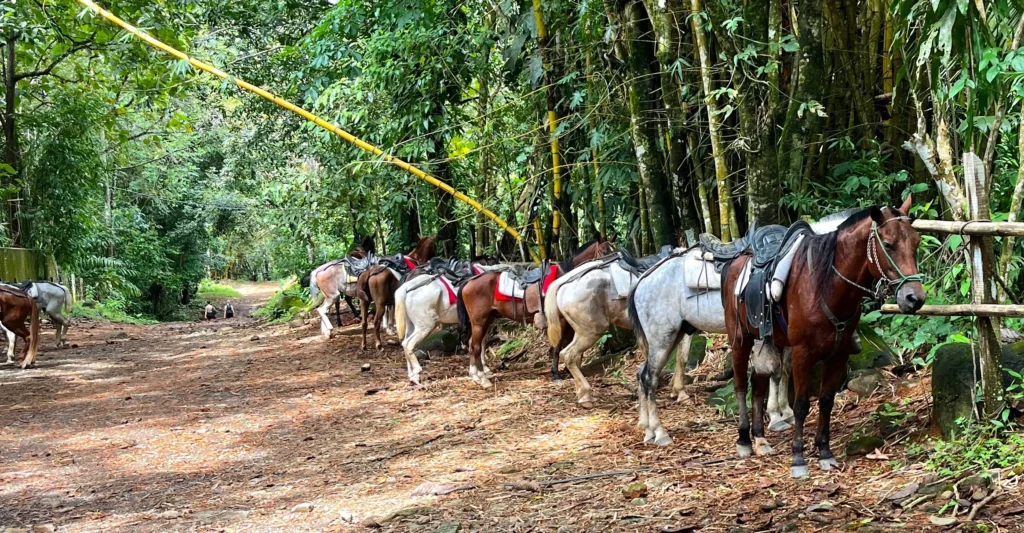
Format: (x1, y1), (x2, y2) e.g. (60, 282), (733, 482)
(0, 283), (1017, 532)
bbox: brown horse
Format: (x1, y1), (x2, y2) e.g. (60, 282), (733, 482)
(357, 236), (437, 350)
(0, 285), (41, 369)
(722, 196), (924, 478)
(456, 238), (616, 388)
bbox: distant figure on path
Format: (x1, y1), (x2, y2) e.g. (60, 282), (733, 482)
(204, 302), (216, 320)
(224, 302), (234, 319)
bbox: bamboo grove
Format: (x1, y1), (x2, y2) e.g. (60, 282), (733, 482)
(3, 0), (1024, 318)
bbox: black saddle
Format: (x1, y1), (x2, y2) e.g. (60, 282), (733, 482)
(617, 245), (672, 275)
(510, 267), (545, 284)
(344, 254), (377, 275)
(378, 254), (412, 274)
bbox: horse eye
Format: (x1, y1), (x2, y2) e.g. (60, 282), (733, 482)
(883, 241), (894, 250)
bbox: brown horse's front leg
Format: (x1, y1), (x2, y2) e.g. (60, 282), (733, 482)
(815, 353), (850, 471)
(789, 347), (814, 478)
(732, 337), (754, 458)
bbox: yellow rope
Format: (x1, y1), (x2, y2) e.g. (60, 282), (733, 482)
(75, 0), (538, 260)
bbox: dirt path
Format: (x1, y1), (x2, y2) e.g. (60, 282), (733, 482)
(1, 283), (1020, 532)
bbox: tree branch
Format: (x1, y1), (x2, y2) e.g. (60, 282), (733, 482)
(14, 40), (94, 82)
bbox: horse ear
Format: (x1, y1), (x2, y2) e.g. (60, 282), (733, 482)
(899, 193), (913, 215)
(870, 206), (884, 223)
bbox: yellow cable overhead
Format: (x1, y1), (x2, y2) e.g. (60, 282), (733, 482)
(75, 0), (536, 260)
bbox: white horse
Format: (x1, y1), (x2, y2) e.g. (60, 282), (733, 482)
(545, 252), (794, 418)
(394, 262), (496, 385)
(2, 281), (70, 363)
(310, 258), (363, 338)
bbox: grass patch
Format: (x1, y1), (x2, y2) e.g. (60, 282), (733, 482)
(918, 423), (1024, 478)
(70, 300), (157, 325)
(197, 279), (243, 299)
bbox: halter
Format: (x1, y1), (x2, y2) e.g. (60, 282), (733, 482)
(833, 212), (926, 302)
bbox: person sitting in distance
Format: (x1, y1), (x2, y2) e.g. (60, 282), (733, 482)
(204, 302), (216, 320)
(224, 302), (234, 319)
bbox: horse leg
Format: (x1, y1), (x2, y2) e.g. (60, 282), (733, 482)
(789, 347), (814, 479)
(815, 354), (849, 471)
(768, 347), (795, 432)
(475, 318), (495, 387)
(10, 321), (31, 368)
(334, 300), (342, 327)
(549, 325), (573, 382)
(315, 295), (336, 338)
(733, 338), (755, 458)
(671, 334), (692, 402)
(637, 338), (676, 446)
(373, 304), (386, 351)
(561, 328), (601, 408)
(468, 315), (493, 386)
(751, 372), (773, 456)
(344, 296), (359, 320)
(2, 323), (14, 364)
(402, 312), (433, 386)
(359, 299), (369, 350)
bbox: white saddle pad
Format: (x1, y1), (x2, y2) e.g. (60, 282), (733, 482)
(497, 272), (526, 300)
(609, 265), (635, 300)
(683, 250), (721, 290)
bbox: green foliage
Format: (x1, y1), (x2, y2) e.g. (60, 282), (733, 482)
(252, 279), (308, 324)
(70, 299), (157, 326)
(197, 279), (243, 299)
(926, 423), (1024, 478)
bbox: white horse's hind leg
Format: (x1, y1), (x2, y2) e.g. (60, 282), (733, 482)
(2, 324), (14, 364)
(767, 347), (795, 432)
(671, 335), (692, 402)
(402, 310), (435, 386)
(561, 329), (601, 407)
(638, 339), (676, 446)
(315, 297), (335, 338)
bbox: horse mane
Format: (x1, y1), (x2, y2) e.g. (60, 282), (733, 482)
(803, 208), (873, 296)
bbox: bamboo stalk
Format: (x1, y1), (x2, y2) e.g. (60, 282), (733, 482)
(533, 0), (562, 253)
(910, 219), (1024, 237)
(880, 304), (1024, 318)
(75, 0), (535, 259)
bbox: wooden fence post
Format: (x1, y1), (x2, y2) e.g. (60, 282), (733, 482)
(964, 152), (1004, 419)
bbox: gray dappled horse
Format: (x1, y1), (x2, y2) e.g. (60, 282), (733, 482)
(628, 216), (856, 447)
(2, 281), (69, 363)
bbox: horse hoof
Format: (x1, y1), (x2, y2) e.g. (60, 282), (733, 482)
(551, 377), (563, 383)
(755, 438), (773, 456)
(768, 419), (793, 432)
(819, 457), (840, 471)
(579, 400), (595, 409)
(790, 465), (810, 479)
(736, 443), (753, 458)
(643, 430), (656, 444)
(653, 434), (673, 447)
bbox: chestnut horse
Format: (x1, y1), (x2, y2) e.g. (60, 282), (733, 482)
(310, 247), (368, 338)
(722, 196), (924, 478)
(357, 236), (437, 350)
(456, 239), (616, 388)
(0, 285), (41, 369)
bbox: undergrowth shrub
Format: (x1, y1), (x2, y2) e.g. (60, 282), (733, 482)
(197, 279), (243, 299)
(70, 298), (157, 325)
(253, 278), (308, 324)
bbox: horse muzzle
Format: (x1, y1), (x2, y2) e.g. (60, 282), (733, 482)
(896, 283), (925, 314)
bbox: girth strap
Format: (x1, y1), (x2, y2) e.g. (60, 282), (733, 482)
(806, 246), (858, 357)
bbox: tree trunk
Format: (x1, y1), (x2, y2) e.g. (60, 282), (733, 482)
(779, 0), (825, 209)
(645, 0), (699, 238)
(689, 0), (733, 241)
(3, 35), (20, 244)
(619, 1), (674, 248)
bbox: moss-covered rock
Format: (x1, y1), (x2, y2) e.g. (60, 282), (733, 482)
(1002, 341), (1024, 387)
(416, 329), (459, 355)
(931, 343), (976, 438)
(846, 435), (885, 456)
(848, 350), (892, 371)
(787, 360), (848, 404)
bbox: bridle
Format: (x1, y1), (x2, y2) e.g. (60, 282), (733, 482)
(831, 211), (926, 302)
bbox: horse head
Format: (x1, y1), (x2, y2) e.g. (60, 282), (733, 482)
(409, 235), (438, 263)
(868, 195), (925, 313)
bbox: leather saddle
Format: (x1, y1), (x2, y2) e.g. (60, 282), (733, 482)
(618, 245), (672, 275)
(378, 253), (412, 274)
(699, 221), (813, 341)
(506, 264), (545, 284)
(427, 257), (477, 284)
(344, 253), (378, 276)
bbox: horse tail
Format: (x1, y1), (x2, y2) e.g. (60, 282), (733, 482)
(309, 270), (320, 303)
(544, 275), (565, 347)
(356, 268), (376, 302)
(395, 284), (408, 341)
(456, 282), (470, 333)
(60, 284), (71, 314)
(23, 298), (40, 369)
(627, 278), (648, 356)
